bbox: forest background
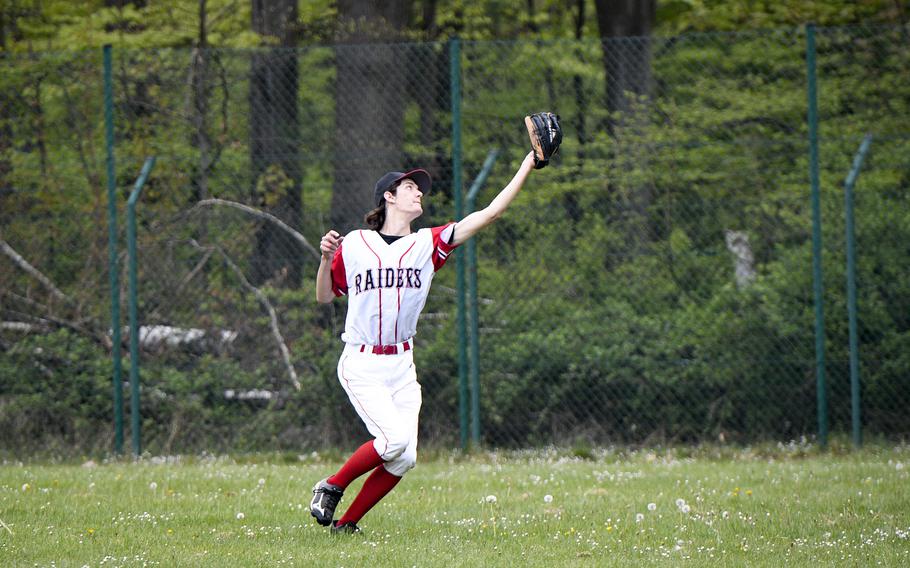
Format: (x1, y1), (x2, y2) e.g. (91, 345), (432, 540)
(1, 0), (908, 457)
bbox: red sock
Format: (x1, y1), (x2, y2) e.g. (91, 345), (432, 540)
(327, 440), (384, 489)
(337, 465), (402, 525)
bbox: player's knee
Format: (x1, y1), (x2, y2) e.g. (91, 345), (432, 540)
(386, 447), (417, 476)
(381, 432), (411, 461)
(398, 446), (417, 471)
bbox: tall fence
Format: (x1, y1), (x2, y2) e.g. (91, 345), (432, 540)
(1, 25), (908, 457)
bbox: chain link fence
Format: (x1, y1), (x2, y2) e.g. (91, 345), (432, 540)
(1, 25), (908, 457)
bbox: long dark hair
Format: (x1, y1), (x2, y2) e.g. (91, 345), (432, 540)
(364, 185), (398, 231)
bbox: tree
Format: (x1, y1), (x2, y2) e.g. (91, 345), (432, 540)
(329, 0), (411, 233)
(248, 0), (303, 286)
(594, 0), (655, 133)
(594, 0), (656, 251)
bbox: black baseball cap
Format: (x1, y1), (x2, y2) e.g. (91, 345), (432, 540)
(373, 169), (432, 207)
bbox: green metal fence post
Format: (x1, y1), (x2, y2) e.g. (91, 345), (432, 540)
(103, 44), (124, 456)
(450, 37), (468, 450)
(806, 24), (828, 449)
(465, 149), (500, 447)
(127, 157), (156, 458)
(844, 134), (873, 448)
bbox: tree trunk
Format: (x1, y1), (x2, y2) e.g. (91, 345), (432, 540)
(565, 0), (587, 222)
(249, 0), (302, 287)
(191, 0), (211, 204)
(0, 39), (10, 202)
(413, 0), (449, 199)
(594, 0), (656, 249)
(329, 0), (410, 234)
(594, 0), (655, 132)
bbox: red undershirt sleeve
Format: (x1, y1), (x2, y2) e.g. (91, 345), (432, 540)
(330, 244), (348, 296)
(430, 223), (459, 272)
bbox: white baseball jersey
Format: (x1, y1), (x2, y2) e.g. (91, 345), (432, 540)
(331, 223), (458, 346)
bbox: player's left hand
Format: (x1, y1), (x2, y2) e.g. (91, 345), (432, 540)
(525, 112), (563, 169)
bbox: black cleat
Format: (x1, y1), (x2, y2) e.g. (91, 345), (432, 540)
(310, 478), (344, 526)
(331, 520), (362, 535)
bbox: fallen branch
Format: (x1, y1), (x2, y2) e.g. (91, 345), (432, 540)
(2, 307), (113, 350)
(1, 321), (49, 333)
(189, 240), (301, 391)
(0, 239), (69, 303)
(195, 198), (320, 260)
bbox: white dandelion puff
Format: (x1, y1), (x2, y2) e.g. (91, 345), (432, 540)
(543, 494), (553, 503)
(647, 502), (657, 511)
(236, 512), (245, 520)
(485, 495), (497, 504)
(636, 513), (645, 523)
(149, 482), (158, 491)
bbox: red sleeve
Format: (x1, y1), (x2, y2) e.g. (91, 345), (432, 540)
(430, 223), (459, 272)
(330, 244), (348, 296)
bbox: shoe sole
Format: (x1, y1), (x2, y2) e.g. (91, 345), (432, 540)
(311, 510), (332, 526)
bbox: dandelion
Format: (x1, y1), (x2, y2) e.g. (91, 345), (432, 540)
(647, 503), (657, 511)
(485, 495), (497, 504)
(21, 483), (30, 492)
(636, 513), (645, 523)
(86, 528), (95, 536)
(236, 512), (245, 520)
(149, 482), (158, 491)
(745, 489), (753, 496)
(543, 494), (553, 503)
(258, 478), (266, 487)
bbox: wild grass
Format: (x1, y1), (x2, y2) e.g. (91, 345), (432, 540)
(1, 443), (909, 567)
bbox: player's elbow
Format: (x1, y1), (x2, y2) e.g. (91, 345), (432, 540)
(488, 208), (505, 222)
(315, 291), (334, 304)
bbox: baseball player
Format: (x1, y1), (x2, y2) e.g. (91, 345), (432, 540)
(310, 149), (540, 534)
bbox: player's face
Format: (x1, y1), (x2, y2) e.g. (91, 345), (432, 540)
(393, 179), (424, 217)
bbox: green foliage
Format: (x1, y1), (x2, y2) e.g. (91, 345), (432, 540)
(1, 14), (908, 455)
(658, 0), (904, 33)
(0, 330), (112, 457)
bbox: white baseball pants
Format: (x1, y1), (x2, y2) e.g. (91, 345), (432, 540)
(337, 343), (422, 477)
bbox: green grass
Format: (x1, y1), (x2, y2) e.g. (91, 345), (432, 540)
(2, 445), (909, 567)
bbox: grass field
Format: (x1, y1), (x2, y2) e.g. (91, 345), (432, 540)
(1, 443), (909, 567)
